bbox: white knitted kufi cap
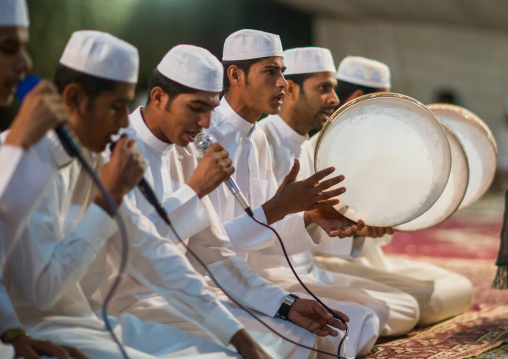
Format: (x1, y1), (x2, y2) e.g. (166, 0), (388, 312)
(336, 56), (391, 89)
(284, 47), (336, 75)
(59, 30), (139, 84)
(223, 29), (283, 61)
(0, 0), (29, 26)
(157, 45), (223, 92)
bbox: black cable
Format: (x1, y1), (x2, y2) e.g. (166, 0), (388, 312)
(71, 149), (131, 359)
(149, 200), (347, 358)
(248, 215), (348, 358)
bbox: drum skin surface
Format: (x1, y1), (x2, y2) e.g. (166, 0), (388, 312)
(315, 93), (451, 227)
(396, 122), (469, 231)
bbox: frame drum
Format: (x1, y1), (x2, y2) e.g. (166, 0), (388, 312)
(396, 122), (469, 231)
(427, 104), (498, 209)
(315, 93), (451, 227)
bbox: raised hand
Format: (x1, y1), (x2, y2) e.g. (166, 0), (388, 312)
(288, 298), (349, 337)
(188, 142), (234, 198)
(263, 158), (346, 225)
(5, 80), (73, 150)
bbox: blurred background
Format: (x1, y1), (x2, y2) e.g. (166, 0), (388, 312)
(2, 0), (508, 148)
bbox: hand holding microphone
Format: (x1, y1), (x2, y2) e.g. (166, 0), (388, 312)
(193, 132), (252, 215)
(5, 77), (74, 150)
(95, 135), (146, 215)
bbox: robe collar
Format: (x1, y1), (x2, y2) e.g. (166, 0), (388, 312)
(216, 97), (256, 138)
(130, 106), (172, 154)
(271, 114), (308, 148)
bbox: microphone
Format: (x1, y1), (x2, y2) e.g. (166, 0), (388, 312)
(194, 132), (253, 217)
(17, 74), (81, 158)
(109, 141), (171, 224)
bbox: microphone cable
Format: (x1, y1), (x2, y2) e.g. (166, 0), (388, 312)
(247, 213), (348, 358)
(57, 130), (131, 359)
(143, 189), (348, 358)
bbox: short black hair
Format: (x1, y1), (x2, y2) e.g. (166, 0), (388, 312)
(146, 69), (198, 107)
(284, 73), (316, 95)
(222, 57), (266, 94)
(336, 79), (380, 104)
(53, 63), (118, 101)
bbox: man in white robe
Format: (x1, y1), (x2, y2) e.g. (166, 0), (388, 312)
(306, 56), (473, 326)
(4, 30), (267, 359)
(0, 2), (88, 358)
(257, 47), (422, 338)
(117, 44), (379, 359)
(199, 29), (419, 353)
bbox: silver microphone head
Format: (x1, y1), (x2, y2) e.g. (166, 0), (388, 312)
(194, 132), (217, 154)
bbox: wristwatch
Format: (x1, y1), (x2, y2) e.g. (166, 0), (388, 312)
(1, 328), (28, 343)
(276, 294), (299, 320)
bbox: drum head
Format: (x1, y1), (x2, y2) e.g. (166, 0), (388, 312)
(427, 104), (498, 209)
(396, 122), (469, 231)
(315, 93), (451, 227)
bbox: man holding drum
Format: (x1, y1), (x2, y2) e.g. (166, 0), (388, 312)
(257, 47), (420, 338)
(307, 55), (473, 326)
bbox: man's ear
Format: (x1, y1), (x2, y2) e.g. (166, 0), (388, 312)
(227, 65), (243, 88)
(61, 83), (88, 116)
(285, 80), (299, 101)
(149, 86), (168, 110)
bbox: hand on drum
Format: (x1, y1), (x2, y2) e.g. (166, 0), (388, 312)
(304, 206), (365, 238)
(262, 158), (346, 225)
(355, 225), (394, 238)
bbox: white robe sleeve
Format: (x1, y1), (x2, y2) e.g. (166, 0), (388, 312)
(0, 277), (22, 335)
(186, 196), (288, 317)
(127, 184), (211, 243)
(8, 202), (118, 310)
(109, 198), (244, 345)
(0, 145), (52, 268)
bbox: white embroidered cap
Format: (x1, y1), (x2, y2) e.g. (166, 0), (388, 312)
(0, 0), (29, 27)
(284, 47), (335, 75)
(59, 30), (139, 84)
(157, 45), (223, 92)
(336, 56), (391, 89)
(223, 29), (283, 61)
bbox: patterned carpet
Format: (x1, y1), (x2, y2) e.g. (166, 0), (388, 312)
(362, 192), (508, 359)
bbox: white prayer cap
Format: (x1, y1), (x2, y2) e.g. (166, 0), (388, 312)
(0, 0), (29, 27)
(157, 45), (223, 92)
(336, 56), (391, 89)
(59, 30), (139, 84)
(223, 29), (283, 61)
(284, 47), (335, 76)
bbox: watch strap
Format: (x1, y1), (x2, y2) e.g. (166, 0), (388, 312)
(277, 294), (299, 320)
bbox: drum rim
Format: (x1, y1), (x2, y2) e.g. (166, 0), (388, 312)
(314, 92), (448, 171)
(313, 92), (452, 226)
(427, 103), (498, 155)
(428, 103), (498, 209)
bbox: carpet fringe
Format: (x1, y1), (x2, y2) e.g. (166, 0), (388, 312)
(492, 265), (508, 289)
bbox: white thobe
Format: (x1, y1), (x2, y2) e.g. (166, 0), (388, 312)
(105, 107), (320, 359)
(0, 144), (52, 269)
(254, 114), (421, 336)
(0, 142), (52, 359)
(296, 119), (473, 326)
(200, 98), (391, 357)
(3, 131), (243, 359)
